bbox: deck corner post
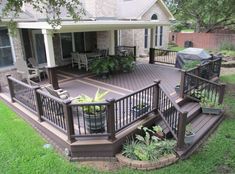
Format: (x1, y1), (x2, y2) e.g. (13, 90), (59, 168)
(176, 112), (188, 150)
(63, 99), (75, 143)
(6, 75), (15, 103)
(218, 83), (226, 104)
(180, 70), (186, 98)
(134, 46), (137, 61)
(34, 88), (43, 122)
(149, 48), (155, 64)
(106, 98), (116, 141)
(153, 80), (161, 112)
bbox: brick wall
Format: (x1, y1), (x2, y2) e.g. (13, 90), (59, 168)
(170, 32), (235, 50)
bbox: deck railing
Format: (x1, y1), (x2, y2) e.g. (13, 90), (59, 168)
(114, 83), (157, 133)
(6, 76), (159, 142)
(187, 57), (222, 80)
(180, 72), (225, 105)
(115, 46), (136, 60)
(7, 75), (38, 114)
(158, 85), (187, 149)
(149, 48), (177, 65)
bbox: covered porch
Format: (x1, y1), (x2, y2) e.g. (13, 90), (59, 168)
(16, 20), (169, 89)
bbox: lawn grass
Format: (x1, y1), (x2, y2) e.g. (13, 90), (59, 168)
(1, 74), (235, 174)
(220, 50), (235, 57)
(220, 74), (235, 84)
(0, 101), (95, 174)
(168, 46), (184, 52)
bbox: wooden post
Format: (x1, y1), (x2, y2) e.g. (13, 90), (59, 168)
(47, 66), (59, 90)
(176, 112), (188, 150)
(180, 70), (186, 98)
(63, 99), (75, 143)
(153, 80), (161, 113)
(6, 75), (15, 103)
(106, 99), (116, 141)
(149, 48), (155, 64)
(133, 46), (137, 61)
(218, 84), (226, 104)
(34, 88), (43, 122)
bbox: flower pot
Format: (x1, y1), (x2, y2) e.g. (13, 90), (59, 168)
(131, 104), (150, 117)
(175, 85), (181, 93)
(184, 132), (195, 144)
(84, 111), (106, 133)
(201, 107), (221, 115)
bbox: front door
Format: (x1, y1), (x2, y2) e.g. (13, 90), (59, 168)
(32, 30), (47, 65)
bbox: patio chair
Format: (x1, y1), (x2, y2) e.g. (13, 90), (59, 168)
(78, 53), (91, 71)
(28, 57), (47, 79)
(44, 86), (70, 100)
(71, 52), (80, 68)
(99, 49), (109, 58)
(15, 58), (41, 83)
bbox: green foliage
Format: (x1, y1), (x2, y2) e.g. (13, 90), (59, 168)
(200, 98), (224, 110)
(221, 74), (235, 84)
(153, 125), (163, 133)
(132, 103), (148, 110)
(185, 124), (194, 135)
(219, 41), (235, 51)
(119, 56), (135, 72)
(122, 126), (176, 161)
(91, 57), (118, 77)
(75, 89), (108, 114)
(168, 0), (235, 32)
(1, 0), (85, 30)
(182, 60), (200, 70)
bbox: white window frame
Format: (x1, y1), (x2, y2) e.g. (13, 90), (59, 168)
(0, 26), (15, 71)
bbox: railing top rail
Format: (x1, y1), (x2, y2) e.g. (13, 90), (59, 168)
(7, 76), (39, 89)
(185, 72), (223, 86)
(36, 89), (65, 104)
(159, 85), (184, 114)
(115, 83), (157, 102)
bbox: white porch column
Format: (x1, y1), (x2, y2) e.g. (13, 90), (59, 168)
(42, 29), (56, 67)
(109, 30), (115, 55)
(150, 27), (156, 48)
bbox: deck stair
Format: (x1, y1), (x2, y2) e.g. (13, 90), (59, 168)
(158, 99), (224, 159)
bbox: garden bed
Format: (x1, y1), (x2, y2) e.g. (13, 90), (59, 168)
(116, 153), (178, 170)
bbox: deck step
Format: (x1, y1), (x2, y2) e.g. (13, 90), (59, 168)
(176, 112), (224, 159)
(180, 102), (202, 123)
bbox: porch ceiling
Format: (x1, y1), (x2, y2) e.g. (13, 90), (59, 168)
(17, 20), (170, 33)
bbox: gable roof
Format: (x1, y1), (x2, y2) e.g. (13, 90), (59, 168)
(117, 0), (174, 20)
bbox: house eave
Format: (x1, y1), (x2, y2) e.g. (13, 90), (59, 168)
(17, 20), (171, 32)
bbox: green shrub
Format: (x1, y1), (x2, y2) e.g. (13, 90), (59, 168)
(219, 41), (235, 51)
(182, 60), (200, 70)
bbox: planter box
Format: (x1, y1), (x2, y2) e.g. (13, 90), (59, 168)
(201, 107), (221, 115)
(131, 104), (150, 117)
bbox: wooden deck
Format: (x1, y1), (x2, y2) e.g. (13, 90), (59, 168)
(50, 63), (181, 101)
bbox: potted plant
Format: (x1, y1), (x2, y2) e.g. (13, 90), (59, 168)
(131, 103), (150, 117)
(74, 89), (109, 133)
(153, 125), (165, 140)
(200, 98), (223, 115)
(91, 57), (117, 79)
(184, 124), (195, 144)
(119, 56), (135, 73)
(175, 84), (181, 93)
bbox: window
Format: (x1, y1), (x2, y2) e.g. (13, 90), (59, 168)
(74, 32), (85, 53)
(144, 29), (148, 48)
(60, 33), (73, 59)
(151, 14), (158, 20)
(159, 26), (163, 46)
(0, 27), (13, 68)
